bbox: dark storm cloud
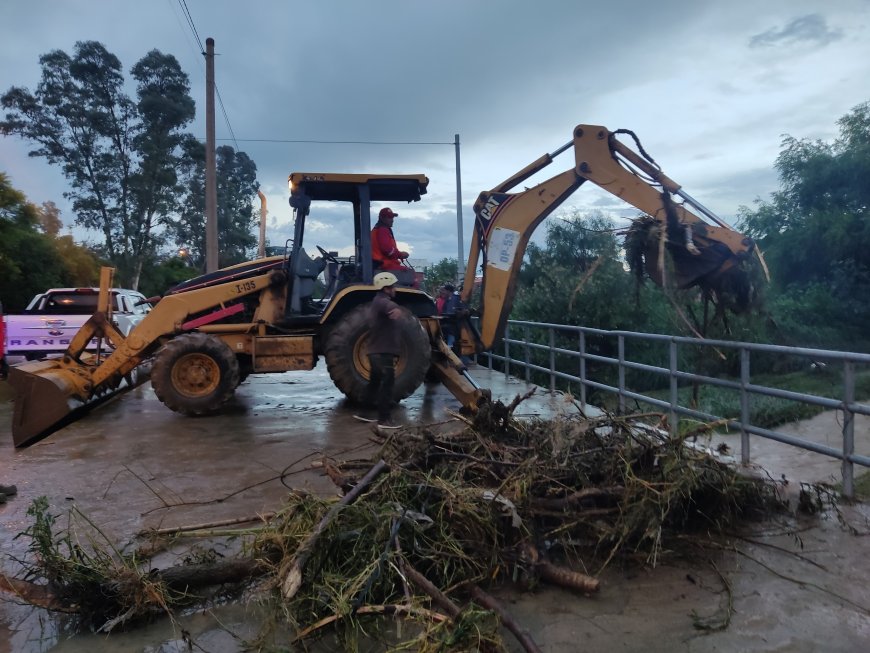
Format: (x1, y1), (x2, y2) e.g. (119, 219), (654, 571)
(2, 1), (869, 265)
(749, 14), (843, 48)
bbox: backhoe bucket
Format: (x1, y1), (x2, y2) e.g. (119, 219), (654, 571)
(8, 361), (85, 448)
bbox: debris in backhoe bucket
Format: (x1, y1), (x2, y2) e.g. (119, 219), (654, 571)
(624, 213), (764, 314)
(1, 403), (784, 650)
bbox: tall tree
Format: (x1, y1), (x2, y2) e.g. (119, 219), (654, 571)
(0, 173), (99, 310)
(1, 42), (195, 289)
(37, 201), (62, 236)
(173, 142), (259, 269)
(738, 101), (870, 349)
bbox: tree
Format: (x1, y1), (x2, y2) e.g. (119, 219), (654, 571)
(513, 211), (673, 332)
(508, 211), (710, 394)
(738, 101), (870, 350)
(172, 142), (260, 270)
(137, 255), (197, 299)
(1, 42), (195, 289)
(37, 201), (62, 236)
(0, 173), (100, 310)
(423, 257), (459, 295)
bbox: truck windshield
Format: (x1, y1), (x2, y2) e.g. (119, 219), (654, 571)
(42, 292), (118, 314)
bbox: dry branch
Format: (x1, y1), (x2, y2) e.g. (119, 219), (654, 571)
(0, 574), (75, 612)
(281, 459), (389, 600)
(142, 512), (276, 537)
(538, 561), (599, 594)
(402, 563), (462, 619)
(1, 557), (271, 613)
(471, 585), (542, 653)
(293, 604), (450, 642)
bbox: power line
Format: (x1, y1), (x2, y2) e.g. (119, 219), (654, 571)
(177, 0), (204, 52)
(214, 86), (239, 150)
(214, 138), (455, 145)
(175, 0), (239, 151)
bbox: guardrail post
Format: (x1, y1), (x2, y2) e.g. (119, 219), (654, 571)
(549, 327), (556, 394)
(523, 326), (530, 383)
(504, 324), (510, 381)
(617, 334), (625, 414)
(579, 330), (587, 409)
(669, 340), (678, 438)
(740, 347), (750, 465)
(842, 360), (855, 498)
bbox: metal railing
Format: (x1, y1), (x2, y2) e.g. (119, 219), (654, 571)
(475, 319), (870, 498)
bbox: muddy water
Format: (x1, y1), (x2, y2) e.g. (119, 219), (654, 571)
(2, 366), (869, 652)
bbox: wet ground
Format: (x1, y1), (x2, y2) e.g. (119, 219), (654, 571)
(1, 363), (868, 652)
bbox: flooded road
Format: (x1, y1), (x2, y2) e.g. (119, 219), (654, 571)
(1, 364), (868, 652)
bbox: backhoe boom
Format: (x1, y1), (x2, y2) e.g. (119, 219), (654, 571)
(460, 124), (755, 352)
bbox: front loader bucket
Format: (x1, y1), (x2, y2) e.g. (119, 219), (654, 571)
(8, 361), (85, 448)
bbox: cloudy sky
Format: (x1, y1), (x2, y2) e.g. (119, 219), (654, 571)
(1, 0), (869, 266)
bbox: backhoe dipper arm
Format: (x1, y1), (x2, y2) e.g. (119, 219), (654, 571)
(460, 124), (755, 352)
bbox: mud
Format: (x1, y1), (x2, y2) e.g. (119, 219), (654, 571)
(1, 364), (868, 652)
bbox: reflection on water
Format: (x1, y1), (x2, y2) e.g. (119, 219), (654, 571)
(5, 602), (263, 653)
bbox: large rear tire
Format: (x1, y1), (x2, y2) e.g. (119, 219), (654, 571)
(151, 332), (240, 415)
(324, 304), (431, 404)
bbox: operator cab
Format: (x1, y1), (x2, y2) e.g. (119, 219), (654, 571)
(285, 172), (429, 318)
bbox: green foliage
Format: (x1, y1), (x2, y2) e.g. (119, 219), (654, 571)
(633, 366), (870, 430)
(2, 42), (199, 288)
(172, 142), (260, 270)
(0, 173), (100, 310)
(853, 471), (870, 501)
(16, 496), (174, 632)
(508, 212), (680, 393)
(136, 256), (198, 298)
(2, 42), (264, 287)
(738, 100), (870, 351)
(423, 257), (459, 294)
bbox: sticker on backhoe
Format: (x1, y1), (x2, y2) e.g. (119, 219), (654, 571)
(487, 227), (520, 271)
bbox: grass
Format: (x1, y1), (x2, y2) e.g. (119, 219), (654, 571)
(607, 367), (870, 430)
(852, 471), (870, 501)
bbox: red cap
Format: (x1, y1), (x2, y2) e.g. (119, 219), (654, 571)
(379, 207), (398, 220)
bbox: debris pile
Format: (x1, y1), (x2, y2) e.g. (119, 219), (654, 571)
(1, 401), (784, 650)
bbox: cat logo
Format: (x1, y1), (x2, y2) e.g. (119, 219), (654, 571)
(479, 196), (502, 222)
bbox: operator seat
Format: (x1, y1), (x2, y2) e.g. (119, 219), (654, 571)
(289, 248), (327, 315)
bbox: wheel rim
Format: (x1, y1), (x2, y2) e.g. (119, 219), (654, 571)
(171, 353), (220, 398)
(351, 333), (407, 380)
(352, 335), (371, 380)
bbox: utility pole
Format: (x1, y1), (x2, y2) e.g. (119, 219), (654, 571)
(204, 37), (218, 272)
(454, 133), (464, 285)
(257, 190), (267, 258)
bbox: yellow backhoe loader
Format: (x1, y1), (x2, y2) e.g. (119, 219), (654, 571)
(7, 124), (757, 447)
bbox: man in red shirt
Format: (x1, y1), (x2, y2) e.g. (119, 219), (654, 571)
(371, 207), (409, 271)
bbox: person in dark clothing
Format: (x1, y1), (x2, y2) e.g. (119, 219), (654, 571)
(364, 272), (404, 427)
(437, 283), (460, 347)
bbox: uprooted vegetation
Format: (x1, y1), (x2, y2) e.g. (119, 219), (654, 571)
(1, 399), (787, 651)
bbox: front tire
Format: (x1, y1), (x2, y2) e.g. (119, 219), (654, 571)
(324, 304), (431, 404)
(151, 332), (240, 415)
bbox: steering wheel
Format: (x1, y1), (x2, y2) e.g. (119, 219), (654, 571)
(316, 245), (339, 263)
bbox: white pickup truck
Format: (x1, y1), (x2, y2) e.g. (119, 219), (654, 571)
(3, 287), (153, 361)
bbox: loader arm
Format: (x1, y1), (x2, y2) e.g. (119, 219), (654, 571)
(8, 267), (286, 446)
(460, 124), (755, 352)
